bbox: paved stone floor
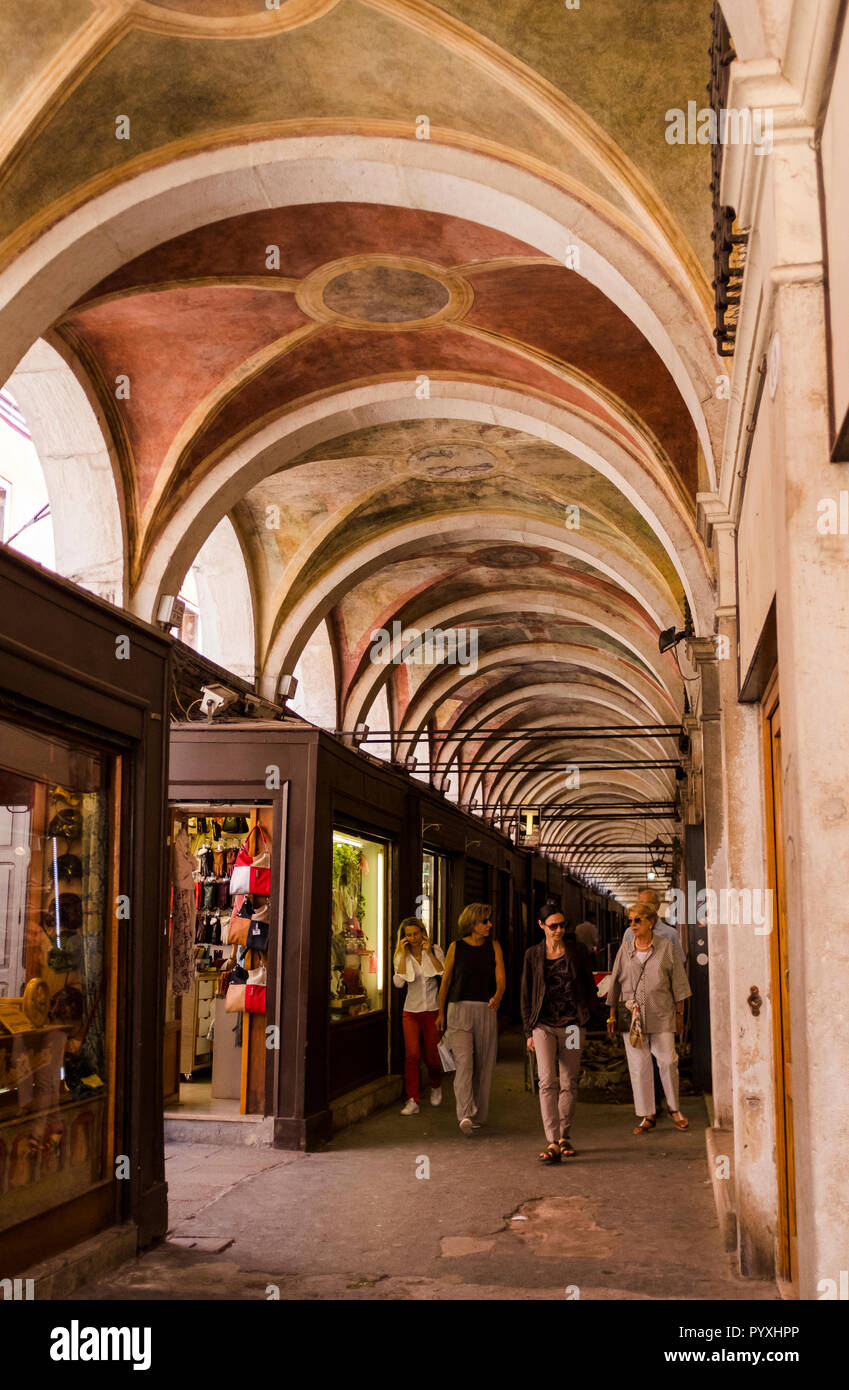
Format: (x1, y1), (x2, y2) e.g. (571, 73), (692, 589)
(73, 1032), (778, 1301)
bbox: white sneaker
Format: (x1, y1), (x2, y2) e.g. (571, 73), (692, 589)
(430, 1087), (443, 1107)
(459, 1117), (474, 1136)
(401, 1098), (420, 1115)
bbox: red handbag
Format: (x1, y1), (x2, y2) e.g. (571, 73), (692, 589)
(245, 983), (267, 1014)
(229, 825), (271, 896)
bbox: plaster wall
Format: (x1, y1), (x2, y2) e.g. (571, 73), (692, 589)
(737, 414), (777, 680)
(822, 12), (849, 447)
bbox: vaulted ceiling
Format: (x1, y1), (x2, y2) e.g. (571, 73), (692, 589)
(0, 0), (721, 900)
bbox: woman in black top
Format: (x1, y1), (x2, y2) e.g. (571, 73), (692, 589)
(520, 899), (596, 1162)
(436, 903), (506, 1136)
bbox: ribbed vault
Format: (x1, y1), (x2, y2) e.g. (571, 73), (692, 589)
(0, 0), (723, 900)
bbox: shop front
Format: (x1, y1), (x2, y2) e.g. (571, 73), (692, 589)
(0, 548), (170, 1275)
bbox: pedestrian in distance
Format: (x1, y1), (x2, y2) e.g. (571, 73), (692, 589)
(521, 899), (597, 1163)
(436, 903), (505, 1136)
(393, 916), (444, 1115)
(606, 902), (692, 1134)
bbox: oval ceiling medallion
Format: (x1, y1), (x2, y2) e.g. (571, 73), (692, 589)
(296, 255), (473, 330)
(408, 444), (500, 481)
(474, 547), (543, 569)
(324, 266), (450, 323)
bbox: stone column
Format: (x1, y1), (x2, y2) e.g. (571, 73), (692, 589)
(701, 504), (779, 1277)
(766, 136), (849, 1300)
(687, 636), (734, 1134)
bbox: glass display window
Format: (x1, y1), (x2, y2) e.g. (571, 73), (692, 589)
(330, 830), (386, 1022)
(0, 718), (116, 1233)
(421, 849), (449, 949)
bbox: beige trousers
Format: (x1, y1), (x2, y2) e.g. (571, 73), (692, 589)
(532, 1024), (585, 1142)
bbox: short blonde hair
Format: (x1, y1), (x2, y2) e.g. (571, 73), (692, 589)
(628, 901), (658, 927)
(458, 902), (492, 937)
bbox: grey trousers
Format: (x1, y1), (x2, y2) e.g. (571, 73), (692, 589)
(532, 1024), (585, 1142)
(447, 1000), (498, 1123)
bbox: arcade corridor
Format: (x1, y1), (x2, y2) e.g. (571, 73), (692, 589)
(1, 0), (848, 1313)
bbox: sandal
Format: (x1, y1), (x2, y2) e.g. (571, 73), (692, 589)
(558, 1137), (577, 1158)
(671, 1113), (689, 1130)
(633, 1117), (656, 1135)
(538, 1142), (562, 1163)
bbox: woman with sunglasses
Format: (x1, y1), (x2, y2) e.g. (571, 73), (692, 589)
(436, 903), (505, 1136)
(606, 903), (691, 1134)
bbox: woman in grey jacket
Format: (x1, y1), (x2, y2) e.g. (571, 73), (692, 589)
(606, 903), (692, 1133)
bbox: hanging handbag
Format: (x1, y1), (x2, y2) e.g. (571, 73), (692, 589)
(616, 1002), (632, 1032)
(227, 915), (251, 948)
(231, 963), (249, 985)
(229, 825), (271, 897)
(223, 815), (249, 835)
(246, 919), (269, 952)
(245, 983), (267, 1014)
(225, 983), (246, 1013)
(247, 901), (268, 922)
(246, 963), (267, 988)
(43, 894), (82, 934)
(48, 807), (82, 842)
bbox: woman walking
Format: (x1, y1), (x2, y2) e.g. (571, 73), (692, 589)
(436, 904), (505, 1136)
(606, 902), (692, 1133)
(393, 916), (444, 1115)
(521, 898), (596, 1162)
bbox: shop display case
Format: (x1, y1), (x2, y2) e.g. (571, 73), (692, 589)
(0, 547), (170, 1273)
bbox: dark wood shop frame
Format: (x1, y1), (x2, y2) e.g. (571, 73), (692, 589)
(0, 548), (171, 1274)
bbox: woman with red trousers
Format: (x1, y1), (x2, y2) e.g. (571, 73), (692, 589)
(393, 916), (444, 1115)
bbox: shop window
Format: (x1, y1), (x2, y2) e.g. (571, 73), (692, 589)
(421, 849), (449, 949)
(0, 720), (115, 1234)
(330, 830), (385, 1022)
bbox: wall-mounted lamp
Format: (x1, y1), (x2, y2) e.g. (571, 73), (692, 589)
(278, 673), (298, 701)
(157, 594), (185, 633)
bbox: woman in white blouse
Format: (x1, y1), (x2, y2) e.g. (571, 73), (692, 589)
(393, 916), (445, 1115)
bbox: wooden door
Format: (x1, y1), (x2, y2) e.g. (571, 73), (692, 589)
(763, 680), (798, 1289)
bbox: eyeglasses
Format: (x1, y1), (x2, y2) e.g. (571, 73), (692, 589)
(629, 915), (643, 923)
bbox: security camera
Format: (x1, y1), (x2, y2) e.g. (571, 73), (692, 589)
(200, 684), (239, 720)
(659, 627), (687, 654)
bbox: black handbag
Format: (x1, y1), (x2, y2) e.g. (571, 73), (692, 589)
(616, 1002), (632, 1032)
(246, 920), (269, 952)
(43, 893), (82, 934)
(55, 853), (83, 881)
(231, 963), (249, 985)
(223, 815), (249, 835)
(235, 894), (254, 919)
(48, 807), (82, 841)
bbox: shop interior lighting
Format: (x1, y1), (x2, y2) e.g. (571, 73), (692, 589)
(333, 832), (364, 849)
